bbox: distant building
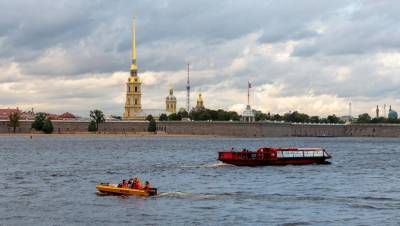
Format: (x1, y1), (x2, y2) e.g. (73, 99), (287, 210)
(241, 105), (255, 122)
(194, 92), (205, 111)
(123, 18), (142, 120)
(166, 88), (177, 113)
(241, 82), (255, 122)
(20, 109), (35, 120)
(339, 115), (352, 123)
(58, 112), (77, 120)
(388, 105), (398, 120)
(0, 108), (21, 120)
(122, 18), (175, 120)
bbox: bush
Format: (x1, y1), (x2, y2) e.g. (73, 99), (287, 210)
(42, 119), (54, 134)
(146, 115), (154, 121)
(168, 113), (181, 121)
(159, 113), (168, 121)
(148, 119), (157, 132)
(88, 120), (97, 132)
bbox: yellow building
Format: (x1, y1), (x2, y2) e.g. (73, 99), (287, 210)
(195, 92), (205, 110)
(166, 88), (177, 113)
(123, 18), (177, 120)
(123, 18), (143, 120)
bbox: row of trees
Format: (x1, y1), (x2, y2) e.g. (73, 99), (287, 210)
(8, 112), (54, 134)
(354, 113), (400, 124)
(158, 109), (240, 121)
(254, 111), (344, 124)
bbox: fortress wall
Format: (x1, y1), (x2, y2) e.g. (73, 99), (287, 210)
(158, 122), (290, 137)
(2, 120), (400, 137)
(344, 124), (400, 137)
(158, 122), (264, 137)
(290, 124), (346, 137)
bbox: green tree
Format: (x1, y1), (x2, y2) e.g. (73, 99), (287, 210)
(199, 111), (211, 121)
(88, 120), (97, 132)
(271, 114), (283, 121)
(216, 109), (230, 121)
(327, 114), (341, 124)
(159, 113), (168, 121)
(8, 112), (21, 133)
(356, 113), (372, 123)
(177, 109), (189, 119)
(254, 110), (268, 121)
(168, 113), (181, 121)
(148, 119), (157, 133)
(146, 115), (154, 121)
(229, 111), (240, 121)
(42, 119), (54, 134)
(371, 117), (386, 123)
(283, 111), (310, 123)
(32, 112), (47, 131)
(310, 116), (320, 123)
(90, 109), (105, 130)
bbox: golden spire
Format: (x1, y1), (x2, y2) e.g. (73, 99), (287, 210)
(130, 17), (137, 72)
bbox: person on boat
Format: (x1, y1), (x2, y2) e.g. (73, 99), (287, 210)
(121, 179), (129, 188)
(132, 177), (142, 189)
(143, 181), (151, 191)
(128, 178), (134, 188)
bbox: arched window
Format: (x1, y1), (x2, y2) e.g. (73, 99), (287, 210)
(135, 99), (138, 105)
(135, 86), (138, 92)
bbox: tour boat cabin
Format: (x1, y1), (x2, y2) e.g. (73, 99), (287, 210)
(218, 147), (331, 166)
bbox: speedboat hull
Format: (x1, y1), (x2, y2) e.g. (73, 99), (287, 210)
(96, 183), (157, 196)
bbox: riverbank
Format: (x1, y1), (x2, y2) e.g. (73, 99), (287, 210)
(0, 132), (221, 138)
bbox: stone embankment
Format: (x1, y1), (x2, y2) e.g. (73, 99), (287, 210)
(1, 120), (400, 137)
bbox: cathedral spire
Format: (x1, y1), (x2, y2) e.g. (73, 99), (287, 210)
(130, 17), (137, 73)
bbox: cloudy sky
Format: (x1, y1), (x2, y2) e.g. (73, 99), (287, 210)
(1, 0), (400, 117)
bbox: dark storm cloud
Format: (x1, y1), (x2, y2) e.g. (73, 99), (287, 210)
(0, 0), (353, 75)
(1, 0), (400, 115)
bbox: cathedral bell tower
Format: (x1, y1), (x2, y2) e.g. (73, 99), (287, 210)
(166, 88), (177, 113)
(123, 18), (142, 120)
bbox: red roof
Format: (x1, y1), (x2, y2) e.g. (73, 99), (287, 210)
(59, 112), (76, 119)
(0, 108), (21, 119)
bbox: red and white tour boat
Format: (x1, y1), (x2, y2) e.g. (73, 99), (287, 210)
(218, 147), (331, 166)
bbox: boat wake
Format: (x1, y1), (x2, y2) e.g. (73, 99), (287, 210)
(181, 162), (231, 169)
(157, 191), (222, 200)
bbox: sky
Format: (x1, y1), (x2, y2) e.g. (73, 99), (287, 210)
(1, 0), (400, 117)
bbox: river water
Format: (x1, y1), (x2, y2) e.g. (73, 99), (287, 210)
(0, 136), (399, 225)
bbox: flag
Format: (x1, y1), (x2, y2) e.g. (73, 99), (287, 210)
(248, 81), (252, 89)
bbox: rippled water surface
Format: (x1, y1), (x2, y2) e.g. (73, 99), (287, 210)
(1, 136), (400, 225)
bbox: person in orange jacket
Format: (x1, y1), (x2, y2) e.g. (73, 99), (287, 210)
(133, 177), (142, 189)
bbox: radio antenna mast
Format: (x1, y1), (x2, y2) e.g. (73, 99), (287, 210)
(186, 63), (190, 112)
